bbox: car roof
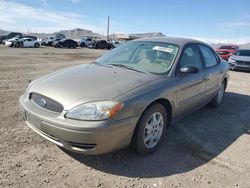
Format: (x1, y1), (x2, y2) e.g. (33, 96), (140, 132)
(134, 37), (207, 47)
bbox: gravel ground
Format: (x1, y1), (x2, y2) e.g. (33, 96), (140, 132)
(0, 46), (249, 188)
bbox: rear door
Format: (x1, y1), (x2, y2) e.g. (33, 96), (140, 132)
(176, 44), (207, 115)
(198, 45), (222, 96)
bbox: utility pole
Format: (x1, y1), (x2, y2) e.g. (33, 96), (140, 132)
(107, 16), (110, 41)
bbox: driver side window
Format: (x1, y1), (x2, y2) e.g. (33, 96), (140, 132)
(178, 46), (203, 70)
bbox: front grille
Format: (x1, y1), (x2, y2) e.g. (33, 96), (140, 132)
(236, 60), (250, 65)
(30, 93), (64, 113)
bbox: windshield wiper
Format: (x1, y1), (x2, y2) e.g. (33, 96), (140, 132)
(106, 63), (150, 74)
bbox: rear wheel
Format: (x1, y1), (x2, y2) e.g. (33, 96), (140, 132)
(131, 103), (167, 155)
(210, 81), (226, 107)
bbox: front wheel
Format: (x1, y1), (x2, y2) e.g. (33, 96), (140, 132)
(210, 81), (226, 107)
(34, 43), (39, 48)
(131, 103), (167, 156)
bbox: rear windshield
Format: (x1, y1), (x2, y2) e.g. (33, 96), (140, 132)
(235, 50), (250, 56)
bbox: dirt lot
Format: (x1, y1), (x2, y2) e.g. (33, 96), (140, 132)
(0, 45), (249, 188)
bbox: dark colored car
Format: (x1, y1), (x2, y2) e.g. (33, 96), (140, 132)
(0, 32), (22, 44)
(95, 40), (114, 50)
(228, 49), (250, 71)
(54, 39), (78, 48)
(216, 45), (239, 61)
(19, 37), (229, 155)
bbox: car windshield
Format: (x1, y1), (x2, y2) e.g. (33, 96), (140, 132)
(96, 41), (179, 74)
(219, 46), (236, 50)
(235, 50), (250, 57)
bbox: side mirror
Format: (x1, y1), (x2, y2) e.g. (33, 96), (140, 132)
(180, 65), (199, 73)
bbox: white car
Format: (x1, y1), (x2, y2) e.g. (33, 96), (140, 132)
(15, 38), (41, 48)
(78, 37), (94, 47)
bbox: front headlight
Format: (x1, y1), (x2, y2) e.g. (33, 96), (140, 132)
(65, 101), (124, 121)
(228, 58), (236, 63)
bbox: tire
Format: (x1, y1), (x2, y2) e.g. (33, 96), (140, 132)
(131, 103), (167, 156)
(209, 81), (226, 107)
(80, 43), (85, 47)
(34, 43), (39, 48)
(15, 42), (20, 47)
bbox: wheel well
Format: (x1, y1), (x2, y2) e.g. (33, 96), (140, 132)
(143, 98), (173, 125)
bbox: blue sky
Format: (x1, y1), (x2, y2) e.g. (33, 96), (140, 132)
(0, 0), (250, 43)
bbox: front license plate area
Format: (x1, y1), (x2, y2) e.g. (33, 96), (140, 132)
(26, 112), (41, 129)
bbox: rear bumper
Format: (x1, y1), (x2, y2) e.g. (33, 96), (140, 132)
(19, 94), (138, 155)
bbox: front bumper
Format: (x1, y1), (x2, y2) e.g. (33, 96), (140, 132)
(229, 62), (250, 71)
(19, 94), (138, 154)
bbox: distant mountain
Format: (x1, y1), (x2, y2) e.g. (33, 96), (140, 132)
(30, 28), (104, 39)
(0, 29), (9, 35)
(210, 43), (250, 49)
(0, 28), (104, 39)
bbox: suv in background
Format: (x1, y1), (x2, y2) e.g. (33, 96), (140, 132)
(0, 32), (22, 44)
(95, 40), (114, 50)
(42, 36), (57, 46)
(216, 45), (239, 61)
(79, 37), (94, 47)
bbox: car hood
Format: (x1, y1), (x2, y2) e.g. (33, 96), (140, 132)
(29, 64), (160, 110)
(230, 55), (250, 62)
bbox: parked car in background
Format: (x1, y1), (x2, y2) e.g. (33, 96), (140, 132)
(14, 38), (41, 48)
(19, 37), (229, 156)
(5, 35), (38, 47)
(0, 32), (22, 44)
(112, 41), (122, 48)
(52, 38), (62, 46)
(54, 39), (78, 48)
(42, 36), (56, 46)
(78, 37), (94, 47)
(216, 45), (239, 61)
(228, 49), (250, 71)
(95, 40), (114, 49)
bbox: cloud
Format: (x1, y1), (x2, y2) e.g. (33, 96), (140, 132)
(0, 1), (105, 33)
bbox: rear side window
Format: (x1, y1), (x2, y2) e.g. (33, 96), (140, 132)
(199, 45), (218, 68)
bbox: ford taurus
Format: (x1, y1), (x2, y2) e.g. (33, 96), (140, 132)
(19, 37), (229, 155)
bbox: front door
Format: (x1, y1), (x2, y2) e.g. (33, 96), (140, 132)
(176, 44), (207, 116)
